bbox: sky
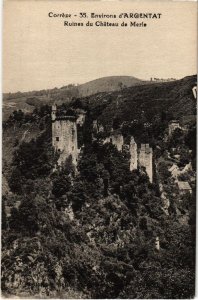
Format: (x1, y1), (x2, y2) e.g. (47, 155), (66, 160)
(3, 0), (197, 93)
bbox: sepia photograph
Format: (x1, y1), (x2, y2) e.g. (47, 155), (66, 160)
(2, 0), (197, 298)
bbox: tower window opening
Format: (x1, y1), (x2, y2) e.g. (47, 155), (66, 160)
(72, 128), (75, 142)
(56, 137), (59, 141)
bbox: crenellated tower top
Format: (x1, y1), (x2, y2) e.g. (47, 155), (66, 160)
(51, 104), (57, 121)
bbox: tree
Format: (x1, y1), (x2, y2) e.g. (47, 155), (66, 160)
(68, 179), (89, 212)
(158, 161), (171, 182)
(9, 196), (39, 234)
(52, 172), (71, 199)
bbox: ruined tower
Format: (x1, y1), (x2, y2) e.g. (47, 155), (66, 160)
(129, 136), (137, 171)
(52, 104), (56, 121)
(93, 120), (104, 133)
(104, 133), (124, 152)
(139, 144), (153, 183)
(51, 105), (78, 167)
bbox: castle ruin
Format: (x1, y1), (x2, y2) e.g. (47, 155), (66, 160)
(52, 107), (153, 181)
(93, 120), (104, 133)
(129, 137), (153, 183)
(104, 133), (124, 152)
(129, 136), (137, 171)
(52, 105), (78, 167)
(139, 144), (153, 183)
(76, 110), (86, 126)
(103, 132), (153, 182)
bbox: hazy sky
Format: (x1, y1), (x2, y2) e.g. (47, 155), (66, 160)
(3, 0), (197, 93)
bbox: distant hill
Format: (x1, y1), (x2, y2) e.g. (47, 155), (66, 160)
(3, 76), (148, 120)
(72, 75), (196, 138)
(3, 75), (196, 125)
(78, 76), (146, 96)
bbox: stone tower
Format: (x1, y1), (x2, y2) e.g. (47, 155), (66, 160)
(139, 144), (153, 183)
(52, 104), (57, 121)
(93, 120), (104, 133)
(52, 105), (78, 167)
(129, 136), (137, 171)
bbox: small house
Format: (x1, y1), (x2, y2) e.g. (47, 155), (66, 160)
(177, 181), (192, 195)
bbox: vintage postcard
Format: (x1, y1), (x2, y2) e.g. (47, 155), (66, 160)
(2, 0), (197, 298)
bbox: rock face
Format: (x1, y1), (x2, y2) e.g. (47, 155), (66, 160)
(139, 144), (153, 183)
(52, 105), (78, 166)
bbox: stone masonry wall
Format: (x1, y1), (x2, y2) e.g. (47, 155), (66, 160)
(129, 137), (137, 171)
(52, 118), (78, 166)
(139, 144), (153, 183)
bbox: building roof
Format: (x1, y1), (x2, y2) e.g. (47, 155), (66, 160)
(169, 120), (179, 124)
(181, 162), (192, 173)
(177, 181), (191, 190)
(55, 115), (76, 121)
(169, 164), (179, 172)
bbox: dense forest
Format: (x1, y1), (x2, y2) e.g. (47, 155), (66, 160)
(2, 75), (196, 298)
